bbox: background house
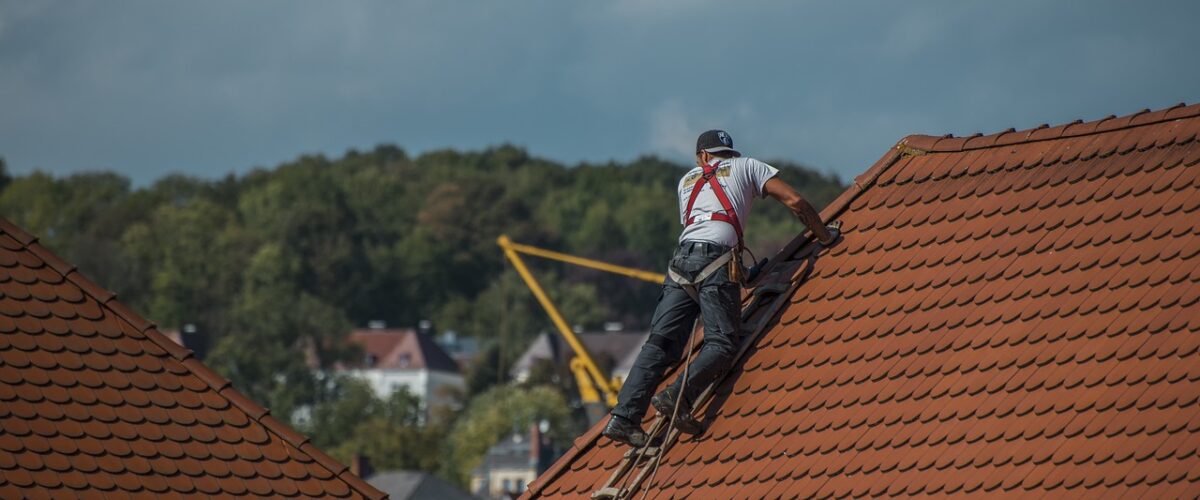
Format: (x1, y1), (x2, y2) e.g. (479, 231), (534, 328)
(366, 471), (474, 500)
(510, 327), (648, 385)
(470, 423), (555, 499)
(338, 323), (466, 415)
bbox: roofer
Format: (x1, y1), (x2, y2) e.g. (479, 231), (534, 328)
(602, 129), (840, 447)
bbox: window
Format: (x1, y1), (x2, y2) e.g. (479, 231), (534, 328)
(502, 479), (511, 492)
(516, 479), (524, 491)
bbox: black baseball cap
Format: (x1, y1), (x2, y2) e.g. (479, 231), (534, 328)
(696, 129), (741, 157)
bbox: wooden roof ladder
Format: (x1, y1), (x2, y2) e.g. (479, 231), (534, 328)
(591, 247), (816, 499)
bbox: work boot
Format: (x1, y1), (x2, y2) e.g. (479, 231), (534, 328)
(602, 415), (648, 448)
(651, 386), (704, 435)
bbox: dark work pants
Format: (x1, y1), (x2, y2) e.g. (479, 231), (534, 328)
(611, 241), (741, 423)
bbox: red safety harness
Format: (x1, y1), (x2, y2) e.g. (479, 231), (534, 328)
(683, 160), (743, 248)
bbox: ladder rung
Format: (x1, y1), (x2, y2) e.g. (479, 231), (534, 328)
(623, 446), (659, 459)
(592, 486), (623, 499)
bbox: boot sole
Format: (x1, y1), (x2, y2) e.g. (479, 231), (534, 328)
(603, 429), (647, 448)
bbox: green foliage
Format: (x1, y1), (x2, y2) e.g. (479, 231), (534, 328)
(440, 384), (575, 486)
(463, 343), (507, 398)
(306, 377), (447, 473)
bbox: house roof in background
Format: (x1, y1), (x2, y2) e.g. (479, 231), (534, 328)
(343, 328), (460, 374)
(367, 471), (472, 500)
(527, 103), (1200, 498)
(511, 331), (648, 379)
(0, 218), (385, 498)
(475, 434), (536, 472)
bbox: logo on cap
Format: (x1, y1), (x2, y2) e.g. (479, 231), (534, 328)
(717, 131), (731, 146)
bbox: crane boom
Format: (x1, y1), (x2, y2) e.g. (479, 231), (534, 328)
(500, 239), (664, 284)
(497, 235), (663, 409)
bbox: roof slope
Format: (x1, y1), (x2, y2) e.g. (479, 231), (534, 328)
(527, 103), (1200, 498)
(345, 329), (460, 373)
(0, 218), (386, 498)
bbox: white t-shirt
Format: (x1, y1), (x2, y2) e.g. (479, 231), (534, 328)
(677, 157), (779, 247)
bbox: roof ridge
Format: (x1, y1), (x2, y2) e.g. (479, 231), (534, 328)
(902, 102), (1200, 153)
(0, 216), (388, 500)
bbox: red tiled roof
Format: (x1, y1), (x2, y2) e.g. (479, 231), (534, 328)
(343, 329), (460, 373)
(0, 219), (387, 498)
(526, 103), (1200, 498)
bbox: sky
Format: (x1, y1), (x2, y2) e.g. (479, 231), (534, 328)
(2, 1), (1198, 185)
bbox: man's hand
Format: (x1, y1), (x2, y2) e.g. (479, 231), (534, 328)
(821, 220), (842, 245)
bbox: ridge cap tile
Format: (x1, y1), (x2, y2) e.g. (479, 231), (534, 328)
(300, 441), (348, 475)
(181, 356), (232, 391)
(899, 134), (942, 152)
(339, 470), (388, 500)
(220, 386), (270, 420)
(0, 219), (38, 246)
(104, 300), (152, 332)
(144, 327), (193, 360)
(23, 242), (77, 276)
(260, 414), (311, 448)
(1163, 102), (1200, 120)
(64, 271), (116, 305)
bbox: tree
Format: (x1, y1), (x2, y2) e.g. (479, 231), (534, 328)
(206, 243), (353, 419)
(441, 384), (576, 486)
(119, 198), (249, 335)
(306, 376), (383, 450)
(303, 377), (448, 473)
(331, 386), (446, 472)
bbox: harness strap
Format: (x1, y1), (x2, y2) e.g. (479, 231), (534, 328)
(683, 160), (744, 247)
(667, 250), (733, 302)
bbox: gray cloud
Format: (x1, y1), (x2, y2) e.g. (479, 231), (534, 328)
(1, 0), (1198, 184)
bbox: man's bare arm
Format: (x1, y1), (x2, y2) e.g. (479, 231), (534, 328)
(763, 177), (834, 243)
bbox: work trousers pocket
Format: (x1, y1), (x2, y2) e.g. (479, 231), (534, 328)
(668, 252), (721, 284)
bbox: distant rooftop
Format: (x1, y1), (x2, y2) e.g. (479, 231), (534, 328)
(511, 330), (647, 381)
(368, 470), (472, 500)
(341, 327), (460, 374)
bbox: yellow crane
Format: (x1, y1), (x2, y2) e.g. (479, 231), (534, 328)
(497, 235), (663, 409)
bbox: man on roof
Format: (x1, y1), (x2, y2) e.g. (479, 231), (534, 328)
(602, 129), (840, 447)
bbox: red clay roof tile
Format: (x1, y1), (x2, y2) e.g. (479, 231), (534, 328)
(0, 218), (386, 498)
(525, 103), (1200, 498)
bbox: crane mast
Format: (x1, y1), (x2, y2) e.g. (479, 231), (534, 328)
(497, 235), (662, 414)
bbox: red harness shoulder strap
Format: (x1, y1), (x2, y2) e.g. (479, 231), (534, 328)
(684, 160), (744, 246)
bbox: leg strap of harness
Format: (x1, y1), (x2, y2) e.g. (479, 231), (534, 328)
(666, 250), (733, 302)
